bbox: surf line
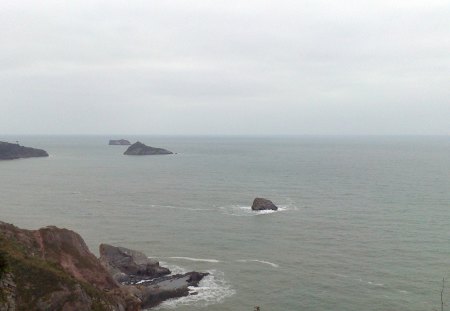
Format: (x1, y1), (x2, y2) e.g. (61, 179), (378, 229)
(168, 257), (221, 263)
(236, 259), (279, 268)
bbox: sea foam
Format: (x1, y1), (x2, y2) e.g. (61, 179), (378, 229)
(168, 256), (221, 263)
(236, 259), (279, 268)
(152, 269), (235, 310)
(218, 205), (290, 217)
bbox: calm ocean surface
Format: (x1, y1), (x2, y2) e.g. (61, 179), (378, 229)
(1, 135), (450, 311)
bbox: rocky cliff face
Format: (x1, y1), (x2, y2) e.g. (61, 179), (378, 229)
(0, 142), (48, 160)
(0, 221), (140, 311)
(124, 142), (173, 155)
(0, 222), (208, 311)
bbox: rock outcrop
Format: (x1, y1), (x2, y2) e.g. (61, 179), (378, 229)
(100, 244), (208, 309)
(0, 221), (208, 311)
(0, 141), (48, 160)
(99, 244), (170, 283)
(109, 139), (131, 146)
(135, 271), (209, 309)
(124, 142), (173, 156)
(251, 198), (278, 211)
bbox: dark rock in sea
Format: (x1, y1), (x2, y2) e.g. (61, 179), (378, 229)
(124, 141), (173, 156)
(99, 244), (170, 283)
(251, 198), (278, 211)
(0, 141), (48, 160)
(109, 139), (131, 145)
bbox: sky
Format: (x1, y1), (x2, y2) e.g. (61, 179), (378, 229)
(0, 0), (449, 135)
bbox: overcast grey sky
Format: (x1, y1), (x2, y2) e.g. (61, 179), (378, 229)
(1, 0), (449, 135)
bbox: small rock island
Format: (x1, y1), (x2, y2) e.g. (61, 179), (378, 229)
(0, 141), (48, 160)
(251, 198), (278, 211)
(109, 139), (131, 145)
(124, 141), (173, 155)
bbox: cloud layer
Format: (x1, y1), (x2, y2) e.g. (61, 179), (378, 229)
(1, 0), (449, 135)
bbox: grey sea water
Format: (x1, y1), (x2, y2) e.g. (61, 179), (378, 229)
(1, 135), (450, 311)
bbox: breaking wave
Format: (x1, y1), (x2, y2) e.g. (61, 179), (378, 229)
(236, 259), (279, 268)
(218, 205), (292, 217)
(168, 257), (221, 263)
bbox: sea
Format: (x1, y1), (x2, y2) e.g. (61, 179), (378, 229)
(1, 135), (450, 311)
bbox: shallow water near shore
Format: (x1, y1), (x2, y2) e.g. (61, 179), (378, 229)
(1, 135), (450, 310)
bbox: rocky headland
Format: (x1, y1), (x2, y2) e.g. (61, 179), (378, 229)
(109, 139), (131, 146)
(0, 221), (207, 311)
(0, 141), (48, 160)
(124, 142), (173, 156)
(251, 198), (278, 211)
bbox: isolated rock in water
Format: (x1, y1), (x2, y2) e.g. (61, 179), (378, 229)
(124, 141), (173, 155)
(99, 244), (170, 283)
(0, 141), (48, 160)
(251, 198), (278, 211)
(109, 139), (131, 145)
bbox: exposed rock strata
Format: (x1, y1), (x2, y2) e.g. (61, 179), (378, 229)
(0, 141), (48, 160)
(124, 142), (173, 155)
(251, 198), (278, 211)
(99, 244), (170, 283)
(0, 221), (207, 311)
(100, 244), (208, 309)
(109, 139), (131, 146)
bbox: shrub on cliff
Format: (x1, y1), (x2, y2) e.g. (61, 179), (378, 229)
(0, 250), (7, 278)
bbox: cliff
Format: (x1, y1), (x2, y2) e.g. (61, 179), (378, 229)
(124, 142), (173, 156)
(0, 221), (138, 311)
(0, 221), (207, 311)
(0, 142), (48, 160)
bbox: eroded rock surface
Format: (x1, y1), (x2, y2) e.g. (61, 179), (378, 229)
(99, 244), (208, 309)
(99, 244), (170, 283)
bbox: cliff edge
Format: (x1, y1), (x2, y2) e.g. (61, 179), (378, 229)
(0, 221), (207, 311)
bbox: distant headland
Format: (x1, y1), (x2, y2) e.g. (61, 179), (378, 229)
(0, 141), (48, 160)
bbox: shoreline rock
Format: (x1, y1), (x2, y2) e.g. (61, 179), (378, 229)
(109, 139), (131, 146)
(99, 244), (170, 283)
(124, 142), (173, 156)
(251, 198), (278, 211)
(0, 141), (48, 160)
